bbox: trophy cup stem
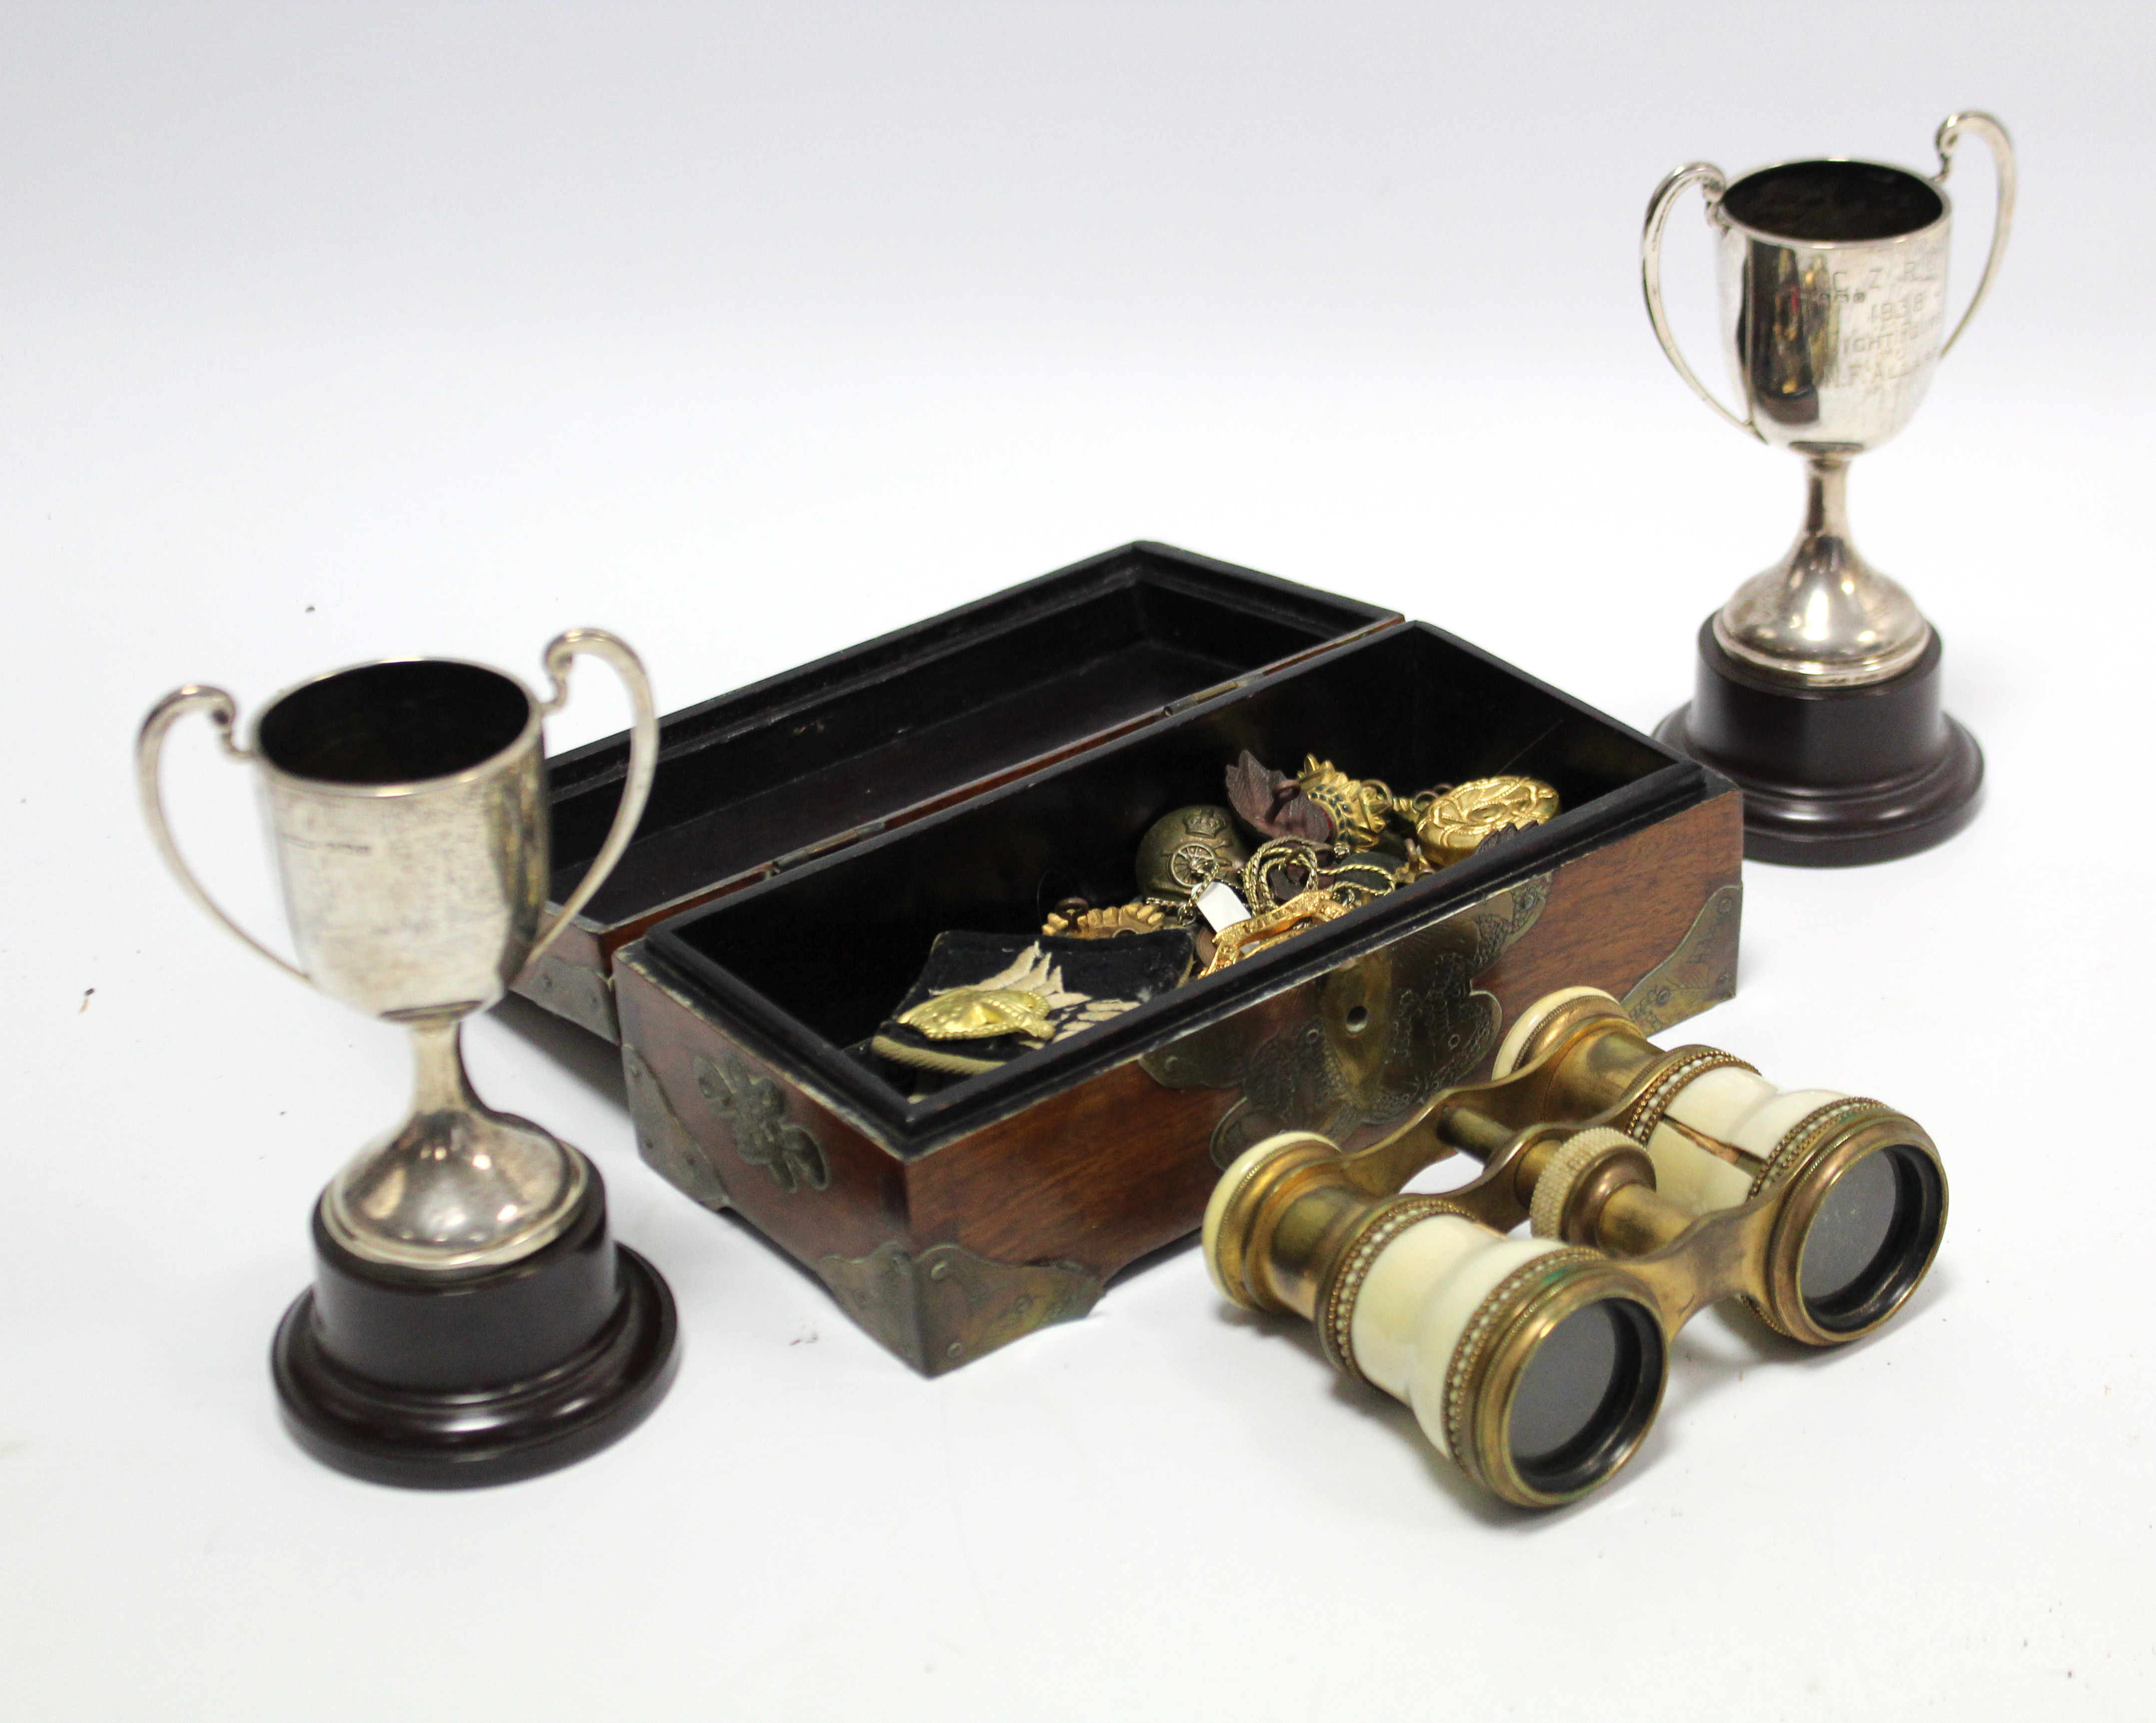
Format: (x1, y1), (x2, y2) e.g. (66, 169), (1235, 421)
(1801, 451), (1853, 542)
(319, 1011), (589, 1273)
(407, 1013), (482, 1116)
(1711, 453), (1932, 688)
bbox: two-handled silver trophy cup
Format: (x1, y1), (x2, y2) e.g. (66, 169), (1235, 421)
(1644, 112), (2014, 864)
(139, 632), (677, 1486)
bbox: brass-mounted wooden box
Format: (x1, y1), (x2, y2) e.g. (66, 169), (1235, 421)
(521, 544), (1743, 1374)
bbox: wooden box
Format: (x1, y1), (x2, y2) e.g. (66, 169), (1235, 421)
(526, 543), (1743, 1374)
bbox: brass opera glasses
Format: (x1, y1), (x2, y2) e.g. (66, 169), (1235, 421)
(1203, 987), (1946, 1507)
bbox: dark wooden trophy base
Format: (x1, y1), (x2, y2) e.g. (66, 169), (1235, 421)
(271, 1164), (678, 1488)
(1657, 619), (1982, 867)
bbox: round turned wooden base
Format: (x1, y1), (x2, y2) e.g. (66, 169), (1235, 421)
(271, 1166), (678, 1488)
(1658, 619), (1983, 868)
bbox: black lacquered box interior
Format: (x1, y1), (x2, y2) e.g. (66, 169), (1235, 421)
(547, 546), (1388, 932)
(646, 621), (1702, 1143)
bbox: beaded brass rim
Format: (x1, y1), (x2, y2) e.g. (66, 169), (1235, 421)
(1619, 1048), (1757, 1142)
(1315, 1196), (1472, 1384)
(1443, 1250), (1590, 1471)
(1441, 1248), (1665, 1508)
(1749, 1097), (1890, 1200)
(1752, 1105), (1947, 1345)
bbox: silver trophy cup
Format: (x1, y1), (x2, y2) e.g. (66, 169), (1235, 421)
(1644, 113), (2014, 863)
(138, 631), (677, 1484)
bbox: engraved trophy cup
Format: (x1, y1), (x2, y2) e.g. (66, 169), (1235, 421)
(1643, 112), (2014, 864)
(138, 632), (676, 1485)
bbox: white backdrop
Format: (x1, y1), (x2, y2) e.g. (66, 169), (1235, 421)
(2, 3), (2148, 1718)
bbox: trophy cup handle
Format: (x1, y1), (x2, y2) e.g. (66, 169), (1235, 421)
(136, 685), (309, 982)
(520, 628), (661, 978)
(1642, 162), (1763, 442)
(1933, 111), (2016, 358)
